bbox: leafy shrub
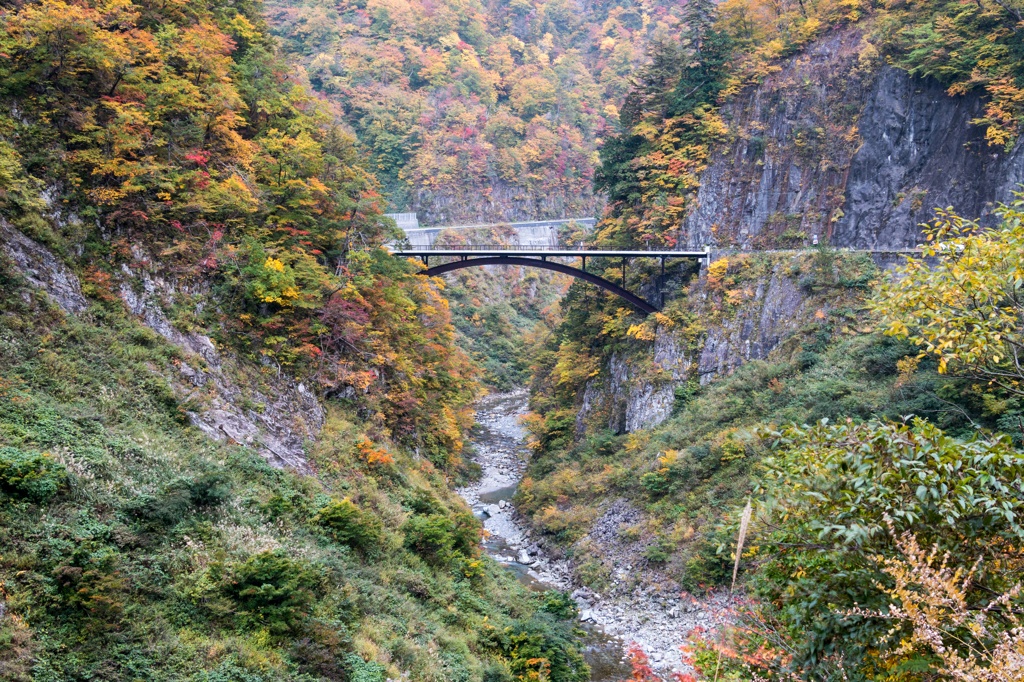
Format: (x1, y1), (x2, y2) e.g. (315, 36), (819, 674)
(223, 550), (316, 633)
(403, 512), (480, 564)
(0, 447), (66, 502)
(0, 610), (34, 682)
(643, 537), (675, 564)
(534, 504), (597, 543)
(640, 470), (670, 495)
(672, 380), (699, 415)
(796, 350), (819, 370)
(747, 417), (1024, 672)
(405, 488), (443, 515)
(539, 591), (578, 620)
(314, 498), (381, 550)
(680, 534), (732, 592)
(760, 418), (1024, 549)
(483, 617), (589, 682)
(345, 654), (387, 682)
(126, 470), (231, 527)
(186, 470), (232, 506)
(199, 658), (274, 682)
(52, 562), (126, 630)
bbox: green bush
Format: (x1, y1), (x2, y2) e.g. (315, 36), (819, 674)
(640, 469), (671, 495)
(403, 512), (480, 564)
(680, 534), (732, 592)
(0, 447), (66, 502)
(314, 498), (381, 549)
(199, 658), (274, 682)
(747, 417), (1024, 672)
(643, 537), (675, 564)
(345, 654), (387, 682)
(483, 617), (589, 682)
(125, 470), (231, 527)
(796, 350), (820, 370)
(539, 590), (578, 620)
(223, 550), (316, 633)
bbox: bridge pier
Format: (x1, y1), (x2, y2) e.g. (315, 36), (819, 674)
(661, 257), (666, 308)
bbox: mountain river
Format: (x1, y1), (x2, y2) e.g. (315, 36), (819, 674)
(458, 391), (726, 681)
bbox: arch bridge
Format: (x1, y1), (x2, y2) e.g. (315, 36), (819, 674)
(389, 246), (711, 315)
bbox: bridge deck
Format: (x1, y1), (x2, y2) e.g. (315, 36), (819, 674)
(391, 246), (708, 258)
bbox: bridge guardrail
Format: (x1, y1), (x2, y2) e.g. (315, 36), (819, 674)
(391, 244), (679, 252)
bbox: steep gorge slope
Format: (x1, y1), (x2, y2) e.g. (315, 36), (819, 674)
(268, 0), (689, 223)
(680, 29), (1024, 250)
(511, 11), (1024, 676)
(0, 0), (591, 678)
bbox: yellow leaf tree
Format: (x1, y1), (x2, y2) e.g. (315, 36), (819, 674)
(874, 195), (1024, 394)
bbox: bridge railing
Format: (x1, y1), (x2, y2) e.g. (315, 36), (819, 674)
(391, 244), (669, 252)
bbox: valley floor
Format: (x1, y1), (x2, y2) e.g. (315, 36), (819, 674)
(460, 392), (730, 679)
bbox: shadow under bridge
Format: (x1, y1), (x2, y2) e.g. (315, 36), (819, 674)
(388, 246), (711, 315)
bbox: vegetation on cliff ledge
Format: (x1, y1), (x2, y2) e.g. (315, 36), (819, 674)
(0, 0), (588, 678)
(520, 202), (1024, 680)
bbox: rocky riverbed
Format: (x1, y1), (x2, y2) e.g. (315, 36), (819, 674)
(458, 391), (729, 679)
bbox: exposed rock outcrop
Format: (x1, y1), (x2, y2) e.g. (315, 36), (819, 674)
(697, 263), (810, 384)
(119, 273), (323, 473)
(836, 67), (1024, 247)
(577, 255), (824, 434)
(411, 177), (605, 227)
(681, 29), (1024, 251)
(1, 222), (323, 472)
(576, 330), (691, 435)
(0, 220), (88, 314)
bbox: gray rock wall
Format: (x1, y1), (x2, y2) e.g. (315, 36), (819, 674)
(576, 255), (822, 434)
(680, 29), (1024, 251)
(411, 179), (605, 227)
(0, 220), (88, 314)
(680, 30), (876, 249)
(835, 68), (1024, 247)
(403, 217), (595, 248)
(695, 263), (811, 384)
(119, 272), (324, 472)
(1, 222), (323, 472)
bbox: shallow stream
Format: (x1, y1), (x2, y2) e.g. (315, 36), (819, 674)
(458, 391), (634, 682)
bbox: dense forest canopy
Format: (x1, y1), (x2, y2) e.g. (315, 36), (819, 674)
(267, 0), (697, 218)
(2, 0), (1024, 678)
(266, 0), (1024, 225)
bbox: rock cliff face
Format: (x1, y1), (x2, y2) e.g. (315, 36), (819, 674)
(2, 222), (323, 471)
(118, 272), (324, 472)
(0, 221), (88, 315)
(576, 330), (690, 436)
(578, 31), (1024, 437)
(836, 68), (1024, 247)
(576, 254), (829, 435)
(694, 264), (812, 383)
(680, 29), (1024, 251)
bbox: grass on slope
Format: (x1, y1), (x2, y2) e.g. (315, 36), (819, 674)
(515, 305), (1012, 593)
(0, 254), (584, 682)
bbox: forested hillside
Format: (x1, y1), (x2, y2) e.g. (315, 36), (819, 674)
(511, 0), (1024, 678)
(267, 0), (694, 222)
(0, 0), (588, 679)
(3, 0), (1024, 677)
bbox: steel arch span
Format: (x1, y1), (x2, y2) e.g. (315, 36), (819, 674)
(420, 256), (659, 315)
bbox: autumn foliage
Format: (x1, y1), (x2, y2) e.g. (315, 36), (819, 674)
(0, 0), (478, 467)
(267, 0), (709, 221)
